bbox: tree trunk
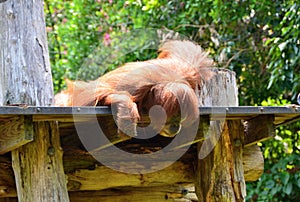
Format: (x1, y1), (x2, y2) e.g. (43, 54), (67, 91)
(195, 69), (246, 201)
(0, 0), (69, 201)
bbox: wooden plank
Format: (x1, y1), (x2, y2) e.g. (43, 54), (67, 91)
(0, 116), (33, 154)
(245, 115), (275, 147)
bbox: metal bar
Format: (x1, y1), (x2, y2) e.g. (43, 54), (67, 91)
(0, 106), (299, 115)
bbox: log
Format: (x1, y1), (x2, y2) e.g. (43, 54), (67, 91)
(68, 186), (197, 202)
(0, 1), (69, 201)
(195, 69), (247, 201)
(67, 160), (194, 191)
(243, 145), (264, 182)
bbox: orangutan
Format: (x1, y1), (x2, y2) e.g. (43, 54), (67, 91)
(55, 40), (214, 137)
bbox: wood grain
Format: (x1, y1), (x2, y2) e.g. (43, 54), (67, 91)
(0, 116), (33, 154)
(0, 1), (69, 201)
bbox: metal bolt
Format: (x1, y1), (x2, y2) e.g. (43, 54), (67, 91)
(260, 107), (264, 112)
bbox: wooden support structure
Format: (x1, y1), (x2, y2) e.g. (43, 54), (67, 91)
(0, 133), (267, 196)
(0, 1), (299, 201)
(0, 105), (298, 201)
(0, 0), (69, 201)
(195, 69), (246, 201)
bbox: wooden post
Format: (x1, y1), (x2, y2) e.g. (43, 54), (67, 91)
(0, 1), (69, 201)
(195, 69), (246, 201)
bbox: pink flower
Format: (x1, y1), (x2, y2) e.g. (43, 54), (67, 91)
(104, 33), (110, 40)
(62, 18), (68, 24)
(104, 33), (111, 46)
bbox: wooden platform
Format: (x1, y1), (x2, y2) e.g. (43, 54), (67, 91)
(0, 106), (299, 200)
(0, 106), (299, 125)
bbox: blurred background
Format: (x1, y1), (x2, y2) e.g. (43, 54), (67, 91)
(44, 1), (299, 201)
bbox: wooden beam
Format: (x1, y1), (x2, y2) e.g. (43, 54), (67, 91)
(228, 120), (246, 201)
(245, 115), (275, 147)
(67, 160), (194, 191)
(196, 122), (237, 201)
(0, 116), (33, 154)
(195, 69), (245, 201)
(12, 121), (69, 201)
(68, 186), (197, 202)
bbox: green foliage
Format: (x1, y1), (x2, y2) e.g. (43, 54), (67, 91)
(266, 3), (300, 100)
(44, 1), (300, 201)
(247, 154), (300, 201)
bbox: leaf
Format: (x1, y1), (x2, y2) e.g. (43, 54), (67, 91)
(283, 182), (293, 195)
(265, 180), (275, 189)
(297, 177), (300, 188)
(280, 173), (290, 186)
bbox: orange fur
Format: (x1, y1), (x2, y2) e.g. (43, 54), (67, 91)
(55, 40), (214, 137)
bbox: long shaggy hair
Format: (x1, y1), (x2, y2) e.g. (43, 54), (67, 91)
(55, 40), (214, 137)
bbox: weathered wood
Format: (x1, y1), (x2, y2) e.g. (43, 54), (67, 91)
(12, 121), (69, 201)
(0, 116), (33, 154)
(0, 0), (69, 201)
(243, 145), (264, 181)
(0, 4), (53, 106)
(196, 122), (235, 201)
(0, 143), (263, 198)
(228, 120), (247, 200)
(68, 186), (197, 202)
(195, 69), (246, 201)
(245, 115), (275, 146)
(67, 160), (194, 191)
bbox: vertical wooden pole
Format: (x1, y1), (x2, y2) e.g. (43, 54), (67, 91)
(195, 69), (246, 201)
(0, 0), (69, 201)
